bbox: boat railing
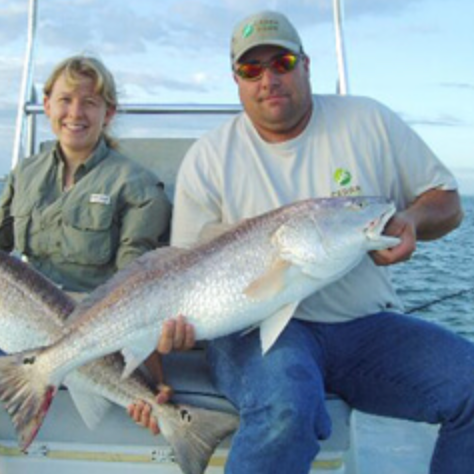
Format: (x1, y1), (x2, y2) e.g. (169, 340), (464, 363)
(16, 100), (243, 171)
(12, 1), (246, 170)
(13, 0), (350, 172)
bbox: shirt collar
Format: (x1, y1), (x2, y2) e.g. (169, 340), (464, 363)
(53, 137), (110, 178)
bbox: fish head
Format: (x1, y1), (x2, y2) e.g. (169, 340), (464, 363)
(316, 196), (399, 248)
(272, 196), (399, 282)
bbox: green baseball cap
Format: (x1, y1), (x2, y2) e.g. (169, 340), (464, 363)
(231, 11), (303, 64)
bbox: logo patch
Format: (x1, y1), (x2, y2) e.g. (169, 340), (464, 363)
(333, 168), (352, 186)
(89, 194), (111, 205)
(242, 24), (254, 38)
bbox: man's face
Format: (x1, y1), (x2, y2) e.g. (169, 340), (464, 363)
(234, 45), (312, 141)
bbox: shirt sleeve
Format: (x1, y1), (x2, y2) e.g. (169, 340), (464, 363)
(370, 98), (458, 209)
(115, 174), (172, 269)
(0, 171), (15, 252)
(171, 141), (222, 249)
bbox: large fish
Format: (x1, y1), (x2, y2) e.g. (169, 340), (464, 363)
(0, 196), (399, 451)
(0, 252), (238, 474)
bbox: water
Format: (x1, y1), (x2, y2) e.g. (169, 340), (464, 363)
(357, 194), (474, 474)
(391, 194), (474, 340)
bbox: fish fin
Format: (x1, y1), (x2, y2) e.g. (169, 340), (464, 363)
(243, 258), (291, 300)
(121, 343), (155, 379)
(158, 403), (239, 474)
(260, 303), (299, 355)
(0, 350), (58, 451)
(240, 324), (259, 337)
(198, 222), (236, 243)
(67, 382), (113, 430)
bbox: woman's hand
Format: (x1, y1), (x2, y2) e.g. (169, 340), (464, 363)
(127, 383), (173, 435)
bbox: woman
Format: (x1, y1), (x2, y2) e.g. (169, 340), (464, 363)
(0, 55), (171, 293)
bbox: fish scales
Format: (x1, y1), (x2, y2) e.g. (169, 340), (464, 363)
(0, 251), (239, 474)
(0, 196), (399, 456)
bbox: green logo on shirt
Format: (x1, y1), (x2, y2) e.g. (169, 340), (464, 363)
(334, 168), (352, 186)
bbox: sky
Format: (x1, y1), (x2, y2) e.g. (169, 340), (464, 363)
(0, 0), (473, 194)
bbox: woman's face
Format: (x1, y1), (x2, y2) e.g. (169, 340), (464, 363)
(44, 73), (115, 161)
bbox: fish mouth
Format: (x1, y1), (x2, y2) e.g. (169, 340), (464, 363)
(365, 203), (401, 247)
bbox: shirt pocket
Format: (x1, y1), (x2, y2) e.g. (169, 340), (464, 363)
(61, 202), (117, 265)
(10, 199), (34, 254)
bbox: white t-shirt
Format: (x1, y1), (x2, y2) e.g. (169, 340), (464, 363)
(171, 95), (458, 323)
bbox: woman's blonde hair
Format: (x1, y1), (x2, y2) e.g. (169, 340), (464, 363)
(43, 55), (119, 149)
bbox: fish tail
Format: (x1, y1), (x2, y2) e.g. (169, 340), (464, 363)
(0, 350), (57, 451)
(158, 403), (239, 474)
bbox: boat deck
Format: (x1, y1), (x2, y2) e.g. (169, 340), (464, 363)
(0, 350), (357, 473)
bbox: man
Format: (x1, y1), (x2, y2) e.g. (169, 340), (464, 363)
(133, 11), (472, 474)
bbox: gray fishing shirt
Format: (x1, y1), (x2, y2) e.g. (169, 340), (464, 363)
(0, 139), (171, 292)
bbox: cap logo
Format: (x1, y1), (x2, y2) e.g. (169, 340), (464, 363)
(242, 24), (254, 38)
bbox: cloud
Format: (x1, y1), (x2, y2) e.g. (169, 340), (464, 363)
(0, 57), (23, 100)
(0, 1), (28, 44)
(37, 0), (155, 54)
(440, 82), (474, 92)
(28, 0), (430, 58)
(343, 0), (426, 19)
(116, 71), (210, 101)
(402, 113), (467, 128)
(0, 0), (470, 179)
(0, 103), (17, 120)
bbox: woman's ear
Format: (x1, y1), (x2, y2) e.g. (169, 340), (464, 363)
(43, 95), (51, 118)
(104, 105), (117, 127)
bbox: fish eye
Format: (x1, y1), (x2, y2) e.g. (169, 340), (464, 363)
(349, 201), (366, 210)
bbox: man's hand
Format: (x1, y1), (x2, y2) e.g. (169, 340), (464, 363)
(157, 314), (196, 354)
(127, 383), (173, 435)
(372, 189), (463, 266)
(371, 212), (417, 266)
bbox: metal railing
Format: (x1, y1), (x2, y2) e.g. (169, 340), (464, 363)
(20, 102), (242, 166)
(12, 0), (350, 170)
(12, 0), (245, 170)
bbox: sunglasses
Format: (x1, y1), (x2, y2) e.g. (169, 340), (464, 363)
(234, 52), (303, 81)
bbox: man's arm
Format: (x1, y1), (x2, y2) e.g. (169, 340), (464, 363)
(372, 188), (463, 266)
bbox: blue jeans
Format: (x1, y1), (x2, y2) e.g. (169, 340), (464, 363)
(206, 312), (474, 474)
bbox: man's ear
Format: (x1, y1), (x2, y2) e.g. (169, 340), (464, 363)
(303, 55), (310, 72)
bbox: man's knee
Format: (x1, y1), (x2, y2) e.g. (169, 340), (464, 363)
(241, 395), (332, 445)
